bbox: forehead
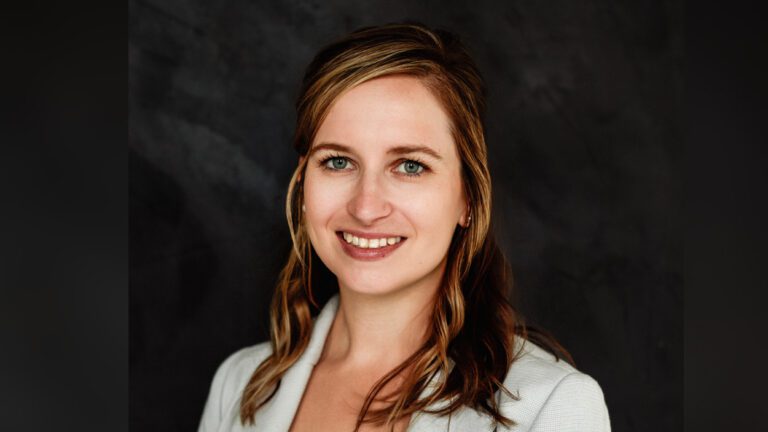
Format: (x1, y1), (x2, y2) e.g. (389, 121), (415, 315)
(312, 75), (455, 158)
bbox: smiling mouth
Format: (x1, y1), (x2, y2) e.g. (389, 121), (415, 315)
(335, 231), (407, 260)
(337, 231), (404, 249)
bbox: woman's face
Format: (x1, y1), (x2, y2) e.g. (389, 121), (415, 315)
(302, 75), (468, 297)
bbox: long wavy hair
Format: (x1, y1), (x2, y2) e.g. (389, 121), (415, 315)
(240, 22), (572, 430)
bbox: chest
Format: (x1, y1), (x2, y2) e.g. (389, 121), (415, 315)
(288, 365), (411, 432)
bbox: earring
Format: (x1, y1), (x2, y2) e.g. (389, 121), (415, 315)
(465, 204), (472, 227)
(302, 204), (306, 212)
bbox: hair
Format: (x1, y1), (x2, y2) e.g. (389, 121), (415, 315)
(239, 22), (572, 430)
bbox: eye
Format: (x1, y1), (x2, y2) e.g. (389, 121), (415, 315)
(395, 160), (426, 176)
(321, 156), (352, 171)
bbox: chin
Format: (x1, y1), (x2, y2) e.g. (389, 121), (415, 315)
(336, 271), (405, 296)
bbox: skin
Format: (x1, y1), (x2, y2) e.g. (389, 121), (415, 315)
(290, 75), (469, 432)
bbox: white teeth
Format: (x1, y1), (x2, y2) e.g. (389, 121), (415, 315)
(342, 232), (402, 249)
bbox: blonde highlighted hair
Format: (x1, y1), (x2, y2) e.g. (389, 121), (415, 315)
(240, 22), (572, 430)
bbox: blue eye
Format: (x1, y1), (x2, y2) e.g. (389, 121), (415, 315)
(324, 157), (349, 170)
(396, 160), (425, 176)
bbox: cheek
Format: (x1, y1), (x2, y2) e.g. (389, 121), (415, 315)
(302, 172), (344, 234)
(404, 179), (464, 234)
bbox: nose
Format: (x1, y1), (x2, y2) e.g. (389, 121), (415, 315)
(346, 171), (393, 225)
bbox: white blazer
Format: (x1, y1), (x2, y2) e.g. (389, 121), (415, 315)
(198, 295), (611, 431)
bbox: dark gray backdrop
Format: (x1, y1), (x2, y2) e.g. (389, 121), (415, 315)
(129, 0), (682, 430)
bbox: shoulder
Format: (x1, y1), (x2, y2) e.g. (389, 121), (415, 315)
(198, 342), (273, 432)
(496, 338), (611, 431)
(214, 342), (273, 398)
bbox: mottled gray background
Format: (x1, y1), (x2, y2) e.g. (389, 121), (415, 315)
(129, 0), (682, 430)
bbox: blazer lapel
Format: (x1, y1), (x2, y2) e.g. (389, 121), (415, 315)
(408, 404), (498, 432)
(248, 296), (340, 432)
(406, 363), (498, 431)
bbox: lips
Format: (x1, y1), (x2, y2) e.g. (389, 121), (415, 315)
(335, 231), (407, 261)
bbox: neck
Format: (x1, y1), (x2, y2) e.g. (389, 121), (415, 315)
(322, 278), (440, 370)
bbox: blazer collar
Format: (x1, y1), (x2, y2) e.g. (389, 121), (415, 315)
(250, 295), (338, 431)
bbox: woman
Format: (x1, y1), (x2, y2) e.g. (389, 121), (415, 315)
(199, 23), (610, 432)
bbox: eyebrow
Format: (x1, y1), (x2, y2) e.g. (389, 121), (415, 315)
(309, 142), (443, 161)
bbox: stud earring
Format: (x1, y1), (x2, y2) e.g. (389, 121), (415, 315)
(302, 204), (305, 212)
(465, 205), (472, 227)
